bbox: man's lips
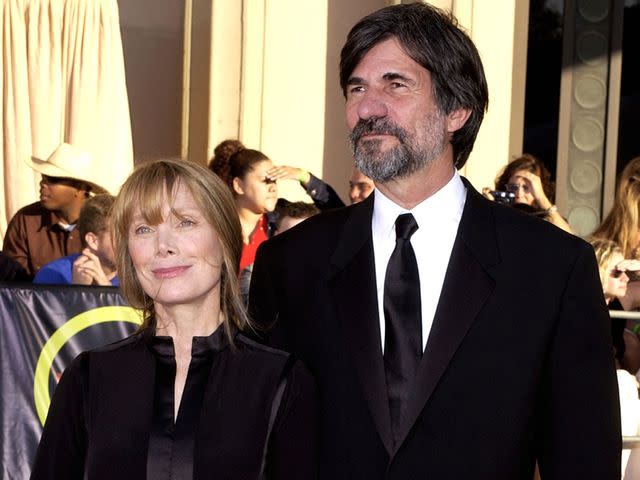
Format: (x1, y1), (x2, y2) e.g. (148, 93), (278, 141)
(152, 266), (191, 279)
(358, 132), (398, 143)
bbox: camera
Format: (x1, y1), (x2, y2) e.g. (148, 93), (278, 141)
(490, 190), (515, 205)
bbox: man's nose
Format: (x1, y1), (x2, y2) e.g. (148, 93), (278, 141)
(356, 89), (388, 120)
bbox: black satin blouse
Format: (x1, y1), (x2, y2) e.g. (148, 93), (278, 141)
(146, 330), (227, 479)
(30, 327), (318, 479)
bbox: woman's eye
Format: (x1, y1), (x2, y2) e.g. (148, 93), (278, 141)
(179, 219), (195, 228)
(134, 225), (152, 235)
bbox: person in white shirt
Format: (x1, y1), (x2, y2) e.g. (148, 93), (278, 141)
(249, 3), (620, 478)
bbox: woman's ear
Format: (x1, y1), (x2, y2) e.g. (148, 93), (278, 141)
(232, 177), (245, 196)
(85, 232), (99, 250)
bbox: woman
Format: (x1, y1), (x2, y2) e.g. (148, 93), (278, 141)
(590, 237), (640, 372)
(590, 238), (640, 478)
(209, 140), (342, 300)
(593, 156), (640, 259)
(31, 159), (318, 479)
(485, 154), (573, 233)
(209, 142), (278, 273)
(591, 238), (631, 307)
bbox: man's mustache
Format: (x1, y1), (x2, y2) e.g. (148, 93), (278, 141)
(350, 118), (408, 147)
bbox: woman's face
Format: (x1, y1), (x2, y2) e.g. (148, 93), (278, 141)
(127, 183), (223, 310)
(233, 159), (278, 213)
(506, 170), (535, 206)
(603, 252), (628, 302)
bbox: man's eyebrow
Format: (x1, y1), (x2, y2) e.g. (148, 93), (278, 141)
(346, 76), (365, 85)
(382, 72), (414, 84)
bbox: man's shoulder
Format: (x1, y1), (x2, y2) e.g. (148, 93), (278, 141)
(482, 198), (591, 261)
(11, 201), (48, 218)
(7, 202), (50, 230)
(265, 203), (363, 252)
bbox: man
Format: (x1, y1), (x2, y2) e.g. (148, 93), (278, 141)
(348, 167), (374, 204)
(33, 194), (118, 285)
(274, 199), (320, 235)
(249, 3), (620, 479)
(3, 143), (107, 278)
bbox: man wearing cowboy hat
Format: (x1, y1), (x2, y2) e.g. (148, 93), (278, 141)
(3, 143), (108, 278)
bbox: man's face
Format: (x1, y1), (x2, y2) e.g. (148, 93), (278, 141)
(39, 175), (86, 212)
(345, 37), (449, 183)
(348, 168), (374, 204)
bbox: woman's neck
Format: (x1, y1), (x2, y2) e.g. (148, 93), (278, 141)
(154, 299), (223, 354)
(237, 207), (264, 244)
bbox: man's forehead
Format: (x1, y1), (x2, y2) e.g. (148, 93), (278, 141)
(349, 37), (428, 79)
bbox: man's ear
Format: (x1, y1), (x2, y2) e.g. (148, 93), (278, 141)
(232, 177), (245, 196)
(446, 108), (472, 134)
(85, 232), (98, 250)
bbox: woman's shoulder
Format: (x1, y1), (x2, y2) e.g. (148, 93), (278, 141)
(89, 331), (146, 355)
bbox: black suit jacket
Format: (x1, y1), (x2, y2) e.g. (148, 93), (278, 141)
(249, 180), (621, 479)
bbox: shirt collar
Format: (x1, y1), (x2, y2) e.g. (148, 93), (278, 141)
(372, 170), (467, 238)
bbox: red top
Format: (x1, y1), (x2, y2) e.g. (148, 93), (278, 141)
(240, 214), (269, 272)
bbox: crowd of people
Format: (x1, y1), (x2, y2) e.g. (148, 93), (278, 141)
(0, 2), (635, 479)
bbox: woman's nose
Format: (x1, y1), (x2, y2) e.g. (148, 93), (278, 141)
(155, 227), (177, 257)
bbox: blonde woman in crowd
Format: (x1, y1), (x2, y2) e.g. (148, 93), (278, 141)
(590, 238), (640, 479)
(593, 156), (640, 259)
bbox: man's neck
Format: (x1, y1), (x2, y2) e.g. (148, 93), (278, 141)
(375, 157), (456, 210)
(55, 204), (83, 225)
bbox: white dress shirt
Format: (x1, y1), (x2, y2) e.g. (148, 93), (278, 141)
(372, 171), (466, 353)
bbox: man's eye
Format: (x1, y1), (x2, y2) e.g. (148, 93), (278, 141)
(390, 82), (406, 89)
(348, 85), (365, 94)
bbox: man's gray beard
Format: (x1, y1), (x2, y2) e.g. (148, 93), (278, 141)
(349, 113), (448, 183)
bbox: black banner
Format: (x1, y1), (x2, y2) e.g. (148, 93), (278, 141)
(0, 283), (140, 479)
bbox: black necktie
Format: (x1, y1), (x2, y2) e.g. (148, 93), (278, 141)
(383, 213), (422, 443)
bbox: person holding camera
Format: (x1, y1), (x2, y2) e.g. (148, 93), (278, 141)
(482, 154), (573, 233)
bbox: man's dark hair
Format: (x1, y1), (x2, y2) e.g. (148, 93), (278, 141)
(339, 3), (489, 168)
(275, 199), (320, 229)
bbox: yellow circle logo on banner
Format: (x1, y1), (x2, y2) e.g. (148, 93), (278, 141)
(33, 306), (143, 425)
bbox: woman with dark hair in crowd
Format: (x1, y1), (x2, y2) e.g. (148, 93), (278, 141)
(484, 154), (573, 233)
(31, 159), (317, 479)
(209, 142), (278, 274)
(209, 140), (343, 299)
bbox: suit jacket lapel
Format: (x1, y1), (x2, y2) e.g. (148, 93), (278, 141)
(327, 195), (394, 455)
(392, 181), (500, 454)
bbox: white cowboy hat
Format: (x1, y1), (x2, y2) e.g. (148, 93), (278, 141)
(26, 143), (108, 194)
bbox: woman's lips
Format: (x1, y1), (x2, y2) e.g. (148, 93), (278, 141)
(152, 266), (191, 279)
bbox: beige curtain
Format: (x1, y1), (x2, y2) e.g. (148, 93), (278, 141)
(1, 0), (133, 240)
